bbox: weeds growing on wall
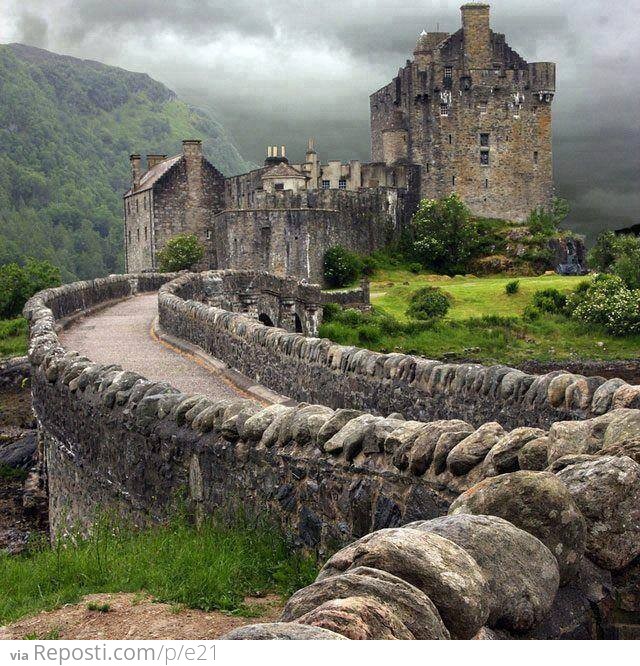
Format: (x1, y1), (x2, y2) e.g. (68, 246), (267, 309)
(0, 513), (317, 624)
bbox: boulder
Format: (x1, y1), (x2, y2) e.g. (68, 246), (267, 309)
(238, 404), (290, 442)
(316, 409), (362, 447)
(431, 427), (476, 475)
(600, 437), (640, 465)
(613, 558), (640, 612)
(323, 415), (378, 459)
(518, 437), (550, 471)
(0, 432), (37, 470)
(295, 596), (413, 640)
(281, 566), (449, 640)
(222, 622), (347, 640)
(405, 514), (559, 633)
(404, 420), (473, 475)
(449, 471), (586, 584)
(488, 427), (546, 474)
(556, 456), (640, 570)
(522, 587), (597, 640)
(446, 422), (506, 476)
(316, 528), (489, 639)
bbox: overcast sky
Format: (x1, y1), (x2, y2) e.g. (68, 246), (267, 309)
(1, 0), (638, 239)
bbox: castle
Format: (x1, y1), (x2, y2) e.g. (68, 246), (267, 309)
(124, 3), (555, 280)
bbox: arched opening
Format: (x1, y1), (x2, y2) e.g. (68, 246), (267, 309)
(294, 313), (303, 333)
(258, 313), (274, 327)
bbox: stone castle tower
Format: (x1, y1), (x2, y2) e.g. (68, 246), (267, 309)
(370, 3), (555, 221)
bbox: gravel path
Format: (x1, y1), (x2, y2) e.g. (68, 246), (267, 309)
(60, 294), (242, 400)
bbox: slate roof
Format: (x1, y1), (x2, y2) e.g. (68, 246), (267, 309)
(261, 162), (307, 180)
(124, 154), (183, 196)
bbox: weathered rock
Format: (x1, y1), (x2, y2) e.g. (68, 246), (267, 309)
(547, 454), (600, 473)
(323, 415), (378, 459)
(259, 406), (295, 448)
(239, 403), (290, 442)
(281, 566), (450, 640)
(556, 456), (640, 570)
(316, 409), (362, 447)
(447, 422), (506, 476)
(295, 596), (413, 639)
(518, 436), (550, 471)
(0, 432), (37, 470)
(571, 557), (615, 622)
(431, 427), (476, 475)
(290, 405), (335, 445)
(613, 558), (640, 612)
(522, 587), (597, 640)
(600, 437), (640, 464)
(405, 420), (472, 475)
(592, 379), (627, 415)
(488, 427), (546, 473)
(547, 419), (607, 464)
(405, 514), (559, 633)
(222, 622), (347, 640)
(450, 471), (586, 584)
(316, 527), (489, 638)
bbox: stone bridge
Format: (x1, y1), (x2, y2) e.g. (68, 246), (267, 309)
(23, 270), (640, 640)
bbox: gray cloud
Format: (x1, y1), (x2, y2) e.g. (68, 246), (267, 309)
(2, 0), (639, 240)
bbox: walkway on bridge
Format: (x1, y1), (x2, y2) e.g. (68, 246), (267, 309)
(60, 294), (244, 401)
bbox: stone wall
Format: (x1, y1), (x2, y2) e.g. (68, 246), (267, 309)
(159, 273), (640, 430)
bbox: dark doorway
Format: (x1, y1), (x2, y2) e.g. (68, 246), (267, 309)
(294, 313), (303, 333)
(259, 313), (274, 327)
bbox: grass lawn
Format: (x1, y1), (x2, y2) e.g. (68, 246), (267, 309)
(320, 270), (640, 366)
(0, 515), (317, 625)
(0, 317), (28, 358)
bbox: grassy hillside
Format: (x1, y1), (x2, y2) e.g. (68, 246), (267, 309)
(0, 43), (252, 282)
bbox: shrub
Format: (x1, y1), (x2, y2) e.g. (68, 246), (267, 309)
(567, 274), (640, 336)
(588, 232), (640, 288)
(410, 194), (478, 274)
(523, 304), (541, 321)
(357, 324), (383, 346)
(323, 246), (362, 288)
(0, 258), (61, 319)
(408, 262), (422, 274)
(532, 288), (567, 314)
(526, 197), (570, 237)
(361, 255), (378, 277)
(322, 302), (340, 322)
(406, 286), (451, 321)
(505, 280), (520, 295)
(157, 234), (204, 272)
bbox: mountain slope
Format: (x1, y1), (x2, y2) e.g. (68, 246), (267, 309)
(0, 43), (251, 281)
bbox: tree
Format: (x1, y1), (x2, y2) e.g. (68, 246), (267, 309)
(157, 234), (205, 272)
(323, 246), (362, 288)
(0, 258), (61, 319)
(589, 232), (640, 288)
(526, 197), (571, 237)
(410, 194), (478, 274)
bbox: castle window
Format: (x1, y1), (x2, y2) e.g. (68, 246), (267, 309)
(339, 179), (347, 190)
(478, 102), (487, 114)
(444, 66), (453, 79)
(206, 230), (212, 240)
(275, 183), (284, 191)
(485, 178), (489, 189)
(448, 134), (452, 144)
(144, 226), (147, 241)
(137, 228), (140, 241)
(128, 230), (131, 245)
(480, 133), (490, 147)
(533, 151), (539, 165)
(136, 199), (139, 213)
(322, 180), (330, 190)
(452, 175), (456, 186)
(440, 104), (449, 117)
(143, 198), (147, 211)
(480, 150), (490, 166)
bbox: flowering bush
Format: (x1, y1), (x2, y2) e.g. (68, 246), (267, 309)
(568, 274), (640, 336)
(323, 246), (362, 288)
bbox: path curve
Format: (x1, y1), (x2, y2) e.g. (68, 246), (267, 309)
(59, 294), (244, 400)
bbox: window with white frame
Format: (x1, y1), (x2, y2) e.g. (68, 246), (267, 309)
(338, 179), (347, 190)
(440, 104), (449, 117)
(322, 180), (330, 189)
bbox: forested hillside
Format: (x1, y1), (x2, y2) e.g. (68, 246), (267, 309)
(0, 43), (251, 281)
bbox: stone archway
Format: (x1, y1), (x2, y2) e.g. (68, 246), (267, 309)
(259, 313), (274, 327)
(294, 313), (303, 333)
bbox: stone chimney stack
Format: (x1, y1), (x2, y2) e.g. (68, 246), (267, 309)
(146, 154), (167, 170)
(130, 154), (141, 189)
(461, 3), (492, 70)
(182, 139), (203, 159)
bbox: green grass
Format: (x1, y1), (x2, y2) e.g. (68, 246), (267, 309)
(320, 270), (640, 365)
(0, 317), (28, 358)
(0, 514), (317, 625)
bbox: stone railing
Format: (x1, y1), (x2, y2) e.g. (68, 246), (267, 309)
(24, 271), (640, 639)
(159, 272), (640, 429)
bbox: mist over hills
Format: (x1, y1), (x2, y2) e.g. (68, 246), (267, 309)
(0, 43), (251, 281)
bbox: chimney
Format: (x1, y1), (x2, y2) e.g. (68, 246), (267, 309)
(461, 3), (492, 70)
(182, 139), (203, 159)
(146, 154), (167, 170)
(130, 154), (141, 189)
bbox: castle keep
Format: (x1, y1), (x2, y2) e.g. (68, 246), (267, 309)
(124, 4), (555, 279)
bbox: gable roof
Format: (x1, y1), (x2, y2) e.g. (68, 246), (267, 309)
(125, 154), (183, 196)
(261, 162), (307, 180)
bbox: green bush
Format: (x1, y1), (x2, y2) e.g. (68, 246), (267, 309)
(323, 246), (362, 288)
(567, 274), (640, 336)
(505, 280), (520, 295)
(406, 286), (451, 321)
(357, 324), (383, 346)
(322, 302), (340, 322)
(532, 288), (567, 314)
(410, 194), (478, 274)
(588, 232), (640, 288)
(408, 262), (422, 274)
(526, 197), (570, 237)
(361, 255), (378, 277)
(157, 234), (205, 272)
(0, 258), (61, 319)
(523, 304), (541, 321)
